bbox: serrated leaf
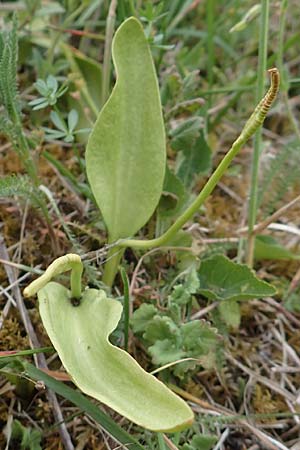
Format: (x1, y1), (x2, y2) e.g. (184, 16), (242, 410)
(131, 303), (157, 333)
(143, 316), (179, 343)
(198, 254), (276, 301)
(181, 321), (218, 354)
(37, 282), (193, 432)
(86, 18), (166, 241)
(170, 285), (192, 306)
(149, 339), (185, 365)
(254, 235), (300, 260)
(170, 268), (199, 306)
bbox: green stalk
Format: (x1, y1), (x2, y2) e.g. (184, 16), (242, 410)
(157, 433), (167, 450)
(247, 0), (270, 266)
(206, 0), (215, 109)
(120, 267), (130, 351)
(23, 254), (83, 300)
(102, 246), (125, 287)
(117, 69), (279, 251)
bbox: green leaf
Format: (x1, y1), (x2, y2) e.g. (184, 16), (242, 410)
(50, 111), (67, 132)
(144, 316), (179, 343)
(181, 321), (218, 354)
(198, 254), (276, 301)
(254, 235), (300, 260)
(170, 117), (202, 150)
(66, 45), (102, 142)
(67, 109), (78, 133)
(218, 299), (241, 328)
(131, 303), (158, 333)
(74, 50), (102, 109)
(37, 282), (193, 432)
(182, 434), (218, 450)
(169, 268), (199, 306)
(86, 17), (166, 241)
(149, 339), (185, 365)
(176, 130), (212, 188)
(11, 420), (42, 450)
(170, 118), (211, 188)
(158, 165), (187, 218)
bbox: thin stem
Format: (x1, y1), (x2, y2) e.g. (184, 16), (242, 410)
(117, 69), (279, 251)
(101, 0), (118, 107)
(157, 433), (167, 450)
(120, 267), (130, 351)
(206, 0), (215, 109)
(247, 0), (270, 266)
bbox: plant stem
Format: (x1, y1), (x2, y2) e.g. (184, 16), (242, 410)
(117, 69), (279, 251)
(247, 0), (270, 267)
(23, 254), (83, 300)
(157, 433), (167, 450)
(206, 0), (215, 109)
(102, 246), (124, 288)
(101, 0), (117, 108)
(120, 267), (130, 351)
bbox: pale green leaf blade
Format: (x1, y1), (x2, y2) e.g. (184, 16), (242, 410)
(198, 254), (276, 301)
(86, 17), (166, 241)
(38, 282), (193, 432)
